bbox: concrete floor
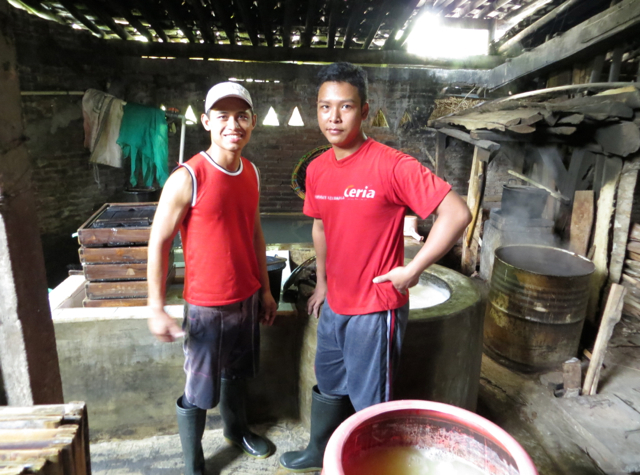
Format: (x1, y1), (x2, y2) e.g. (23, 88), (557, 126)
(91, 420), (318, 475)
(89, 312), (640, 475)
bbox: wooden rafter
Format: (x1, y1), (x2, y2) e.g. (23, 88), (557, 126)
(443, 0), (470, 15)
(130, 0), (169, 44)
(344, 0), (366, 49)
(111, 1), (154, 43)
(383, 0), (419, 50)
(398, 3), (429, 48)
(157, 0), (196, 43)
(457, 0), (489, 18)
(327, 0), (342, 49)
(56, 0), (104, 37)
(187, 0), (219, 44)
(476, 0), (512, 18)
(82, 0), (131, 40)
(301, 0), (318, 48)
(363, 0), (393, 49)
(235, 0), (260, 46)
(256, 0), (275, 47)
(16, 0), (63, 23)
(282, 0), (295, 48)
(207, 1), (236, 44)
(435, 0), (458, 13)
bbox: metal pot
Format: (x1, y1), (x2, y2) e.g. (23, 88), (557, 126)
(501, 184), (549, 219)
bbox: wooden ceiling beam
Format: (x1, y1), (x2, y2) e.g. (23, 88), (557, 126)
(457, 0), (489, 18)
(186, 0), (218, 44)
(327, 0), (342, 49)
(56, 0), (105, 37)
(157, 0), (196, 43)
(82, 0), (131, 40)
(476, 0), (511, 18)
(207, 1), (236, 44)
(363, 0), (394, 49)
(256, 0), (275, 47)
(497, 0), (581, 54)
(301, 0), (318, 48)
(129, 0), (169, 43)
(443, 0), (470, 15)
(110, 1), (154, 43)
(343, 0), (366, 49)
(488, 0), (640, 89)
(235, 0), (260, 46)
(383, 0), (420, 50)
(500, 0), (551, 24)
(111, 39), (503, 68)
(435, 0), (458, 14)
(15, 0), (64, 23)
(282, 0), (295, 48)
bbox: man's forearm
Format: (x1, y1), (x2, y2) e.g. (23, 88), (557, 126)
(253, 229), (271, 294)
(312, 219), (327, 286)
(147, 236), (172, 309)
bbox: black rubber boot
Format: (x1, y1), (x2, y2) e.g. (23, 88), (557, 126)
(176, 396), (206, 475)
(279, 386), (354, 472)
(219, 378), (272, 459)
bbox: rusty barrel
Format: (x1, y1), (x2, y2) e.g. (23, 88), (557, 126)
(484, 245), (594, 372)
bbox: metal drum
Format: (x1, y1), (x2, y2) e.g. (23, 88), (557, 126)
(485, 245), (595, 372)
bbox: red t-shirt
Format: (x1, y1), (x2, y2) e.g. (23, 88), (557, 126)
(179, 152), (261, 306)
(303, 139), (451, 315)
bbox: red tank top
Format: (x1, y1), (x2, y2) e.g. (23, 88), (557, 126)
(179, 152), (261, 306)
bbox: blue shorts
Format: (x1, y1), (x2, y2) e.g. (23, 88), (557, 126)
(182, 292), (260, 410)
(315, 300), (409, 411)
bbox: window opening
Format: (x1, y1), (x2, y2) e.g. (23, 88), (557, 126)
(263, 107), (280, 126)
(288, 107), (304, 126)
(371, 109), (389, 128)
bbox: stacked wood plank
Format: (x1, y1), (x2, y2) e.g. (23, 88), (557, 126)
(622, 223), (640, 319)
(429, 85), (640, 159)
(0, 402), (90, 475)
(77, 202), (174, 307)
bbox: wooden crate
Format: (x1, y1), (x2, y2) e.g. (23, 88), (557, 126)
(79, 246), (148, 265)
(83, 266), (175, 305)
(0, 402), (90, 475)
(82, 250), (173, 282)
(77, 203), (157, 248)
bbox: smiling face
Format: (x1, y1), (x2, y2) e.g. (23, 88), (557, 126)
(201, 96), (256, 155)
(317, 81), (369, 159)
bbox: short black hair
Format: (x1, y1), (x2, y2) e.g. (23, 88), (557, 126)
(317, 62), (368, 105)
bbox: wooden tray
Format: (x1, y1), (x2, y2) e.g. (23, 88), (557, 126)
(83, 251), (173, 282)
(79, 247), (148, 264)
(84, 267), (175, 300)
(77, 203), (157, 248)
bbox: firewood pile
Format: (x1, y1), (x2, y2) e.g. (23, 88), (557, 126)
(622, 223), (640, 319)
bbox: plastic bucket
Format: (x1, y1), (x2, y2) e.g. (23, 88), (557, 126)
(266, 256), (287, 303)
(323, 400), (538, 475)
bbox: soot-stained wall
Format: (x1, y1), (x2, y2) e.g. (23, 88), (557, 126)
(12, 8), (490, 286)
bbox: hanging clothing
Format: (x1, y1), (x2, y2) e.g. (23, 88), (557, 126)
(82, 89), (126, 168)
(117, 103), (169, 187)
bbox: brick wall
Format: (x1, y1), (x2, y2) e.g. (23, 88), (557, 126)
(11, 7), (496, 285)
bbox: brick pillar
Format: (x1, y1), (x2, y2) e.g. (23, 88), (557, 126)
(0, 0), (63, 405)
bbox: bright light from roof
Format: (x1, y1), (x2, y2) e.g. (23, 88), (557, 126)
(185, 105), (198, 125)
(406, 13), (488, 58)
(263, 107), (279, 126)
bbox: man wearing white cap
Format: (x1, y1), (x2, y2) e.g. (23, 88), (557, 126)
(147, 82), (277, 474)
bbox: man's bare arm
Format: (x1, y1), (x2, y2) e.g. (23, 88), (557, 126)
(253, 207), (278, 325)
(373, 191), (471, 293)
(147, 168), (192, 342)
(308, 218), (327, 318)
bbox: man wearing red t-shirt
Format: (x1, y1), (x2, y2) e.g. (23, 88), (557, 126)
(147, 82), (277, 475)
(280, 63), (471, 472)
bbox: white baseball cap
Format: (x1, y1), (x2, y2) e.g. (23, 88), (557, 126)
(204, 82), (253, 112)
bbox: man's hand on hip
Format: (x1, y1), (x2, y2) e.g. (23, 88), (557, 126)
(373, 266), (419, 295)
(148, 307), (184, 342)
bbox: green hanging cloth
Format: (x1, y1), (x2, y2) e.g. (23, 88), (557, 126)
(117, 103), (169, 187)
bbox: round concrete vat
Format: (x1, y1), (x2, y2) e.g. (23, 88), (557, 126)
(298, 263), (484, 428)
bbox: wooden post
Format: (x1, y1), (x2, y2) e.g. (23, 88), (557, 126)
(609, 156), (640, 284)
(589, 54), (606, 83)
(587, 156), (623, 323)
(0, 1), (63, 405)
(582, 284), (626, 395)
(608, 46), (625, 82)
(569, 190), (594, 257)
(461, 146), (489, 275)
(435, 132), (447, 179)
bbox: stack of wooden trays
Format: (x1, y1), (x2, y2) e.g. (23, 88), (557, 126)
(77, 202), (174, 308)
(0, 402), (90, 475)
